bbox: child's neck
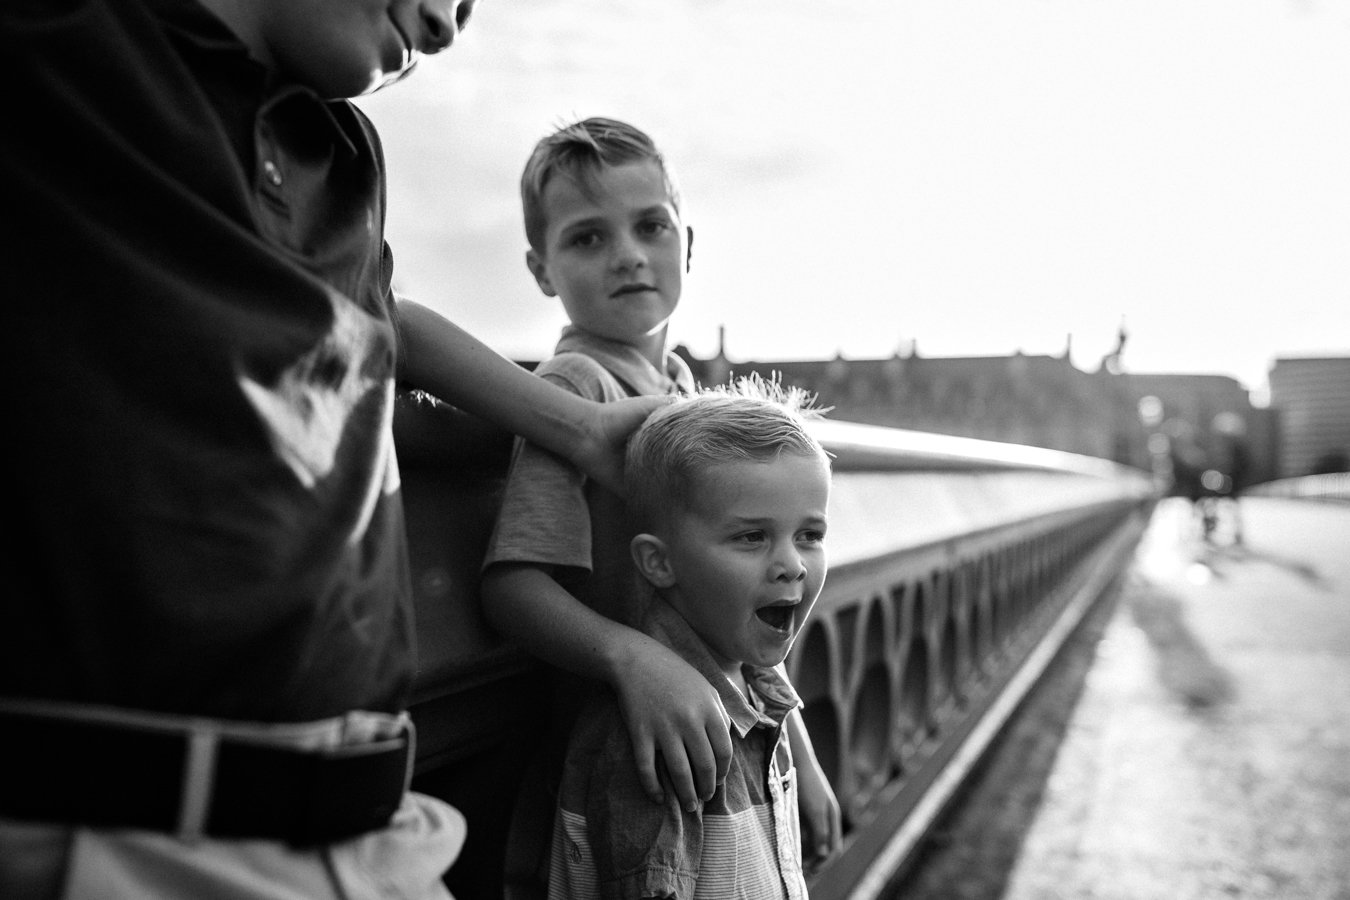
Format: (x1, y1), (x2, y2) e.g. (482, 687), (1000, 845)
(570, 324), (667, 371)
(631, 326), (669, 371)
(661, 589), (749, 700)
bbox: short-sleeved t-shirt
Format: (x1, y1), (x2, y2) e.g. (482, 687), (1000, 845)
(3, 0), (413, 721)
(483, 326), (694, 626)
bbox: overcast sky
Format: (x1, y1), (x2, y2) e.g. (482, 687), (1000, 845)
(359, 0), (1350, 398)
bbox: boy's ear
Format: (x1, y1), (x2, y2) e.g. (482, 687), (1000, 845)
(685, 226), (694, 274)
(631, 533), (676, 589)
(525, 248), (558, 297)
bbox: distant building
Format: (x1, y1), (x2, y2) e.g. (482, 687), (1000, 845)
(1267, 356), (1350, 477)
(670, 335), (1279, 489)
(1123, 372), (1278, 488)
(674, 339), (1152, 470)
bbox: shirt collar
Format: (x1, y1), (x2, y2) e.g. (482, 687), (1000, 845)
(555, 326), (696, 397)
(260, 85), (363, 162)
(643, 596), (801, 739)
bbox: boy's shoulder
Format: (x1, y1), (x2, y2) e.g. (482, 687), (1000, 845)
(560, 684), (639, 791)
(538, 327), (696, 400)
(534, 350), (628, 400)
(533, 349), (604, 378)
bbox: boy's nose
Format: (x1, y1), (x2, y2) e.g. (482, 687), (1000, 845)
(419, 0), (476, 54)
(610, 238), (648, 273)
(772, 550), (808, 583)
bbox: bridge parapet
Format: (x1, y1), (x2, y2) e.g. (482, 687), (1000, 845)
(793, 421), (1152, 897)
(396, 395), (1155, 898)
(1247, 471), (1350, 503)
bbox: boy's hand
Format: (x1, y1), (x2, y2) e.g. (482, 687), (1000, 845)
(615, 636), (732, 809)
(572, 395), (673, 494)
(788, 709), (843, 873)
(796, 749), (843, 873)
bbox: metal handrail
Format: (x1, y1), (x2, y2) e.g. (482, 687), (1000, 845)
(1247, 471), (1350, 502)
(814, 418), (1150, 481)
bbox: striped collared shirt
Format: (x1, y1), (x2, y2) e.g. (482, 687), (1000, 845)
(548, 597), (808, 900)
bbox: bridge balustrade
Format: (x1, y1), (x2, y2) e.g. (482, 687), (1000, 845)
(1247, 471), (1350, 503)
(395, 396), (1155, 899)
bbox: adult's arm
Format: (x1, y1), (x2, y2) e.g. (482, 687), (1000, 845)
(395, 298), (665, 492)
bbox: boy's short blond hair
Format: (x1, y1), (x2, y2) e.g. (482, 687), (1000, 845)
(521, 117), (681, 253)
(625, 376), (828, 531)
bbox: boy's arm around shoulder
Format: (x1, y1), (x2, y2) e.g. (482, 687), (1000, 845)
(480, 561), (733, 812)
(476, 336), (732, 810)
(393, 298), (668, 492)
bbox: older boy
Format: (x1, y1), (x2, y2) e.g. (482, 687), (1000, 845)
(480, 119), (840, 871)
(548, 382), (831, 900)
(1, 3), (663, 898)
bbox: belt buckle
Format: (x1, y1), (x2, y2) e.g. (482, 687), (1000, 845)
(322, 717), (416, 789)
(289, 719), (415, 845)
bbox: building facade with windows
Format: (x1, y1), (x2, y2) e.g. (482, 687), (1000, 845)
(1268, 356), (1350, 478)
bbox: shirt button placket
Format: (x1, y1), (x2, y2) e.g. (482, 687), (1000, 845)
(254, 122), (291, 246)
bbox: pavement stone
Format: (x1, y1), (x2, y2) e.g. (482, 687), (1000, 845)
(1000, 497), (1350, 900)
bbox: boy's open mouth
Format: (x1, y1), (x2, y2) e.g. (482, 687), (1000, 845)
(756, 603), (796, 631)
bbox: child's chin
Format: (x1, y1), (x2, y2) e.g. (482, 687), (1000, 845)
(754, 647), (792, 669)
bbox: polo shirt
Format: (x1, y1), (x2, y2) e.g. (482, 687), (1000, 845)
(547, 597), (809, 900)
(484, 325), (695, 626)
(2, 0), (412, 721)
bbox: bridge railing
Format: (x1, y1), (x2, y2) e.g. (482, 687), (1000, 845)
(1246, 472), (1350, 503)
(395, 394), (1156, 898)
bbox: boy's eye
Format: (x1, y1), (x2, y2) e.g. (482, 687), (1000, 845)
(638, 219), (672, 237)
(733, 531), (766, 545)
(796, 526), (826, 544)
(568, 231), (602, 249)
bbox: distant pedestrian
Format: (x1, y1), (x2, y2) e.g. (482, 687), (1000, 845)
(1210, 412), (1252, 544)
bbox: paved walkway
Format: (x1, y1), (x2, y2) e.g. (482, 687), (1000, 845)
(1001, 497), (1350, 900)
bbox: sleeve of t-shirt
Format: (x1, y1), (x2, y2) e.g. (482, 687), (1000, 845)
(482, 353), (618, 572)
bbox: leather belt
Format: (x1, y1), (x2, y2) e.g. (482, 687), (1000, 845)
(0, 707), (413, 846)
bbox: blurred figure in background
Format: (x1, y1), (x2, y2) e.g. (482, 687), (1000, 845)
(1163, 418), (1211, 539)
(1208, 412), (1251, 545)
